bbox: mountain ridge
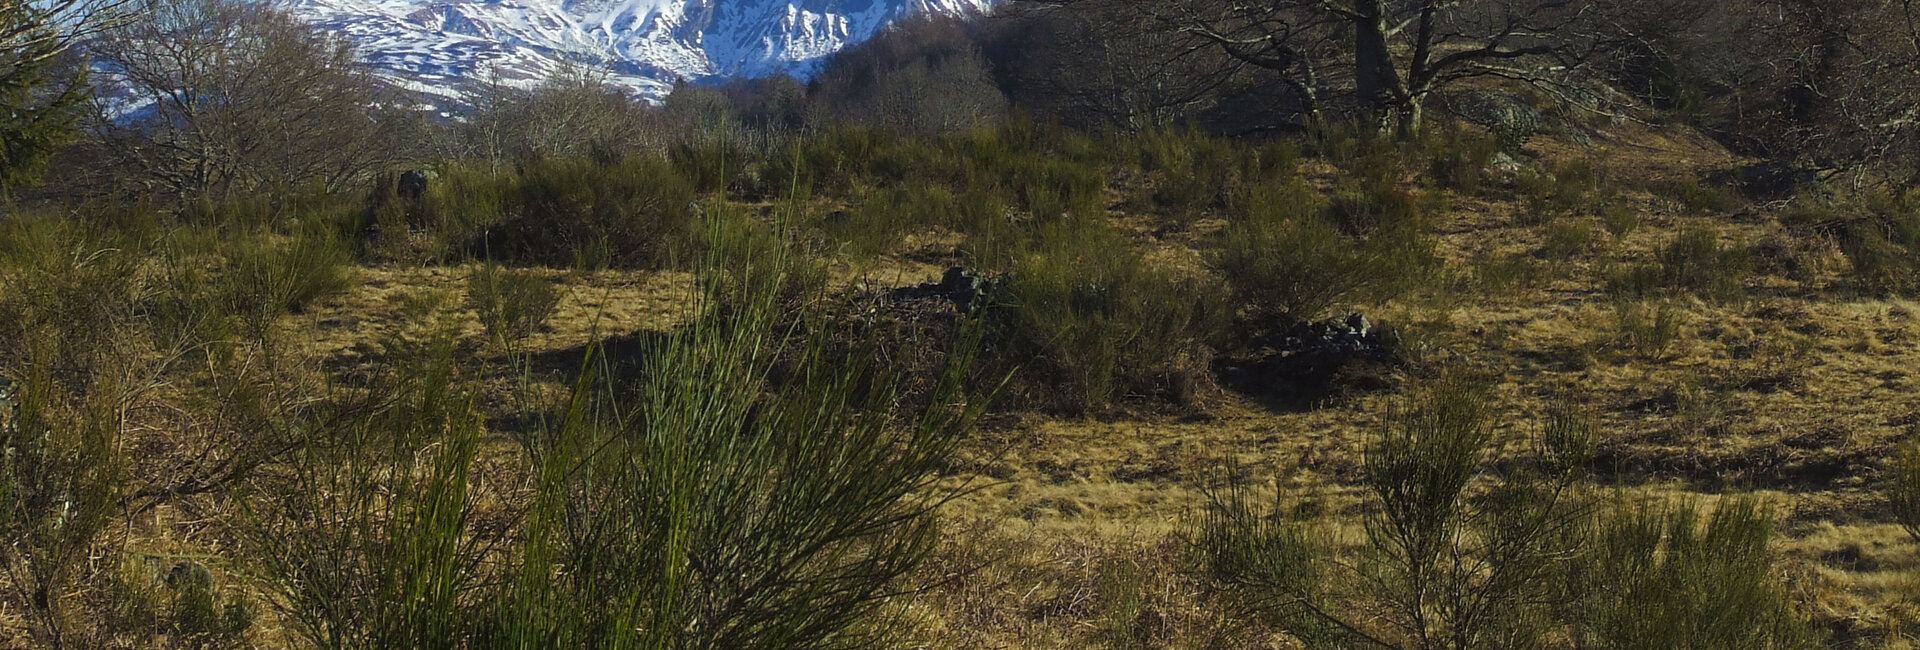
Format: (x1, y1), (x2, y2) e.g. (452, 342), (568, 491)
(281, 0), (994, 109)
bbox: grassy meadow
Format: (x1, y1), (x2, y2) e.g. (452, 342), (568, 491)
(2, 114), (1919, 649)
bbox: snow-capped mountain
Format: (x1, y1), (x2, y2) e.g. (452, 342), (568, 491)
(281, 0), (994, 108)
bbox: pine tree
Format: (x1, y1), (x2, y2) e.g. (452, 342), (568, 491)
(0, 4), (84, 193)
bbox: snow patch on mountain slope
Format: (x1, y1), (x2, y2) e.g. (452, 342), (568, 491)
(278, 0), (992, 108)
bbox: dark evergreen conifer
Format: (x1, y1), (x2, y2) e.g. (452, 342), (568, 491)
(0, 5), (83, 193)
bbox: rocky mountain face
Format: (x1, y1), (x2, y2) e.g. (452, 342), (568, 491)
(282, 0), (993, 108)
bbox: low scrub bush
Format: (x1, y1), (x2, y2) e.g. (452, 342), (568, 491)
(1192, 378), (1815, 648)
(0, 320), (135, 650)
(823, 180), (1017, 259)
(824, 183), (950, 256)
(784, 123), (1107, 247)
(1602, 202), (1640, 240)
(486, 228), (986, 647)
(0, 216), (186, 647)
(397, 166), (511, 261)
(695, 203), (829, 310)
(940, 129), (1107, 222)
(1423, 125), (1499, 194)
(670, 134), (759, 195)
(1540, 219), (1602, 259)
(1012, 155), (1106, 221)
(777, 127), (897, 196)
(1218, 213), (1367, 322)
(1247, 139), (1303, 181)
(1613, 298), (1682, 359)
(1515, 158), (1605, 224)
(92, 556), (254, 649)
(1892, 439), (1920, 542)
(1825, 190), (1920, 295)
(238, 331), (488, 649)
(222, 217), (984, 648)
(1658, 227), (1751, 300)
(495, 157), (696, 269)
(1215, 179), (1435, 325)
(161, 561), (253, 648)
(421, 157), (696, 269)
(992, 222), (1225, 412)
(1307, 119), (1399, 178)
(1325, 177), (1422, 236)
(220, 228), (355, 332)
(1193, 375), (1598, 648)
(0, 209), (360, 647)
(1132, 128), (1244, 218)
(1611, 227), (1750, 302)
(0, 217), (147, 382)
(1838, 226), (1919, 296)
(1647, 176), (1744, 216)
(1569, 497), (1817, 648)
(1470, 251), (1553, 296)
(466, 264), (562, 350)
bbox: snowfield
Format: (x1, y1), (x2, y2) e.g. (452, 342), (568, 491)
(280, 0), (994, 108)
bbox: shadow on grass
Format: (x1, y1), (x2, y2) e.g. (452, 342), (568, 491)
(1212, 339), (1401, 414)
(513, 328), (677, 386)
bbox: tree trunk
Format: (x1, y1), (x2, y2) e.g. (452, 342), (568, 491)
(1401, 2), (1442, 137)
(1299, 55), (1324, 122)
(1402, 96), (1425, 136)
(1352, 0), (1406, 129)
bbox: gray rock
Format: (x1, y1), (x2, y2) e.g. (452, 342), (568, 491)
(1278, 312), (1391, 360)
(1488, 152), (1528, 175)
(1445, 89), (1542, 150)
(890, 266), (1005, 314)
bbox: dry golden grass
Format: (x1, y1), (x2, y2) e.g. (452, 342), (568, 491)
(299, 265), (696, 363)
(84, 121), (1920, 648)
(891, 123), (1919, 646)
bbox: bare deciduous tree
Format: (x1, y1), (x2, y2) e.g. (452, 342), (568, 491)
(447, 62), (652, 164)
(1592, 0), (1920, 184)
(0, 0), (137, 57)
(91, 0), (406, 198)
(1767, 0), (1920, 183)
(808, 15), (1008, 133)
(1033, 0), (1603, 133)
(983, 1), (1251, 131)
